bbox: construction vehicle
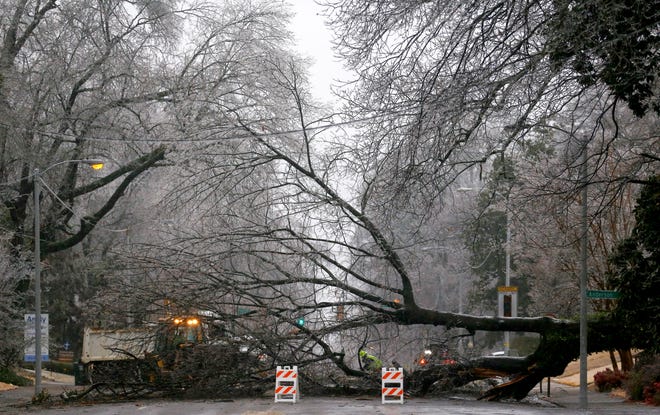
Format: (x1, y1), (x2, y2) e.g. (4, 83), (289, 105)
(77, 314), (270, 397)
(77, 315), (205, 387)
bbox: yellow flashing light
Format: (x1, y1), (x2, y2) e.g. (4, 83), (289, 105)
(187, 318), (199, 326)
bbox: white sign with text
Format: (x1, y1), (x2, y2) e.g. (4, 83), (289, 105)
(24, 313), (49, 362)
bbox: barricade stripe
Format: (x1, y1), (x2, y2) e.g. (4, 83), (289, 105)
(382, 387), (403, 395)
(382, 371), (402, 379)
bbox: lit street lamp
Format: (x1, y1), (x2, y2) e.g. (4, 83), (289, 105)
(33, 159), (103, 396)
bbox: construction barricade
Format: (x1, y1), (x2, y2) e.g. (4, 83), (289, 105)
(381, 367), (404, 404)
(274, 365), (298, 403)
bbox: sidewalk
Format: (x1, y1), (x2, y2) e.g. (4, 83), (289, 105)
(534, 353), (654, 411)
(0, 370), (79, 413)
(541, 380), (635, 410)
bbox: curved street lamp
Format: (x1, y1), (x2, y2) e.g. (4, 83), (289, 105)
(33, 159), (103, 396)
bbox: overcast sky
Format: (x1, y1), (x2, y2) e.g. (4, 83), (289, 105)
(290, 2), (345, 103)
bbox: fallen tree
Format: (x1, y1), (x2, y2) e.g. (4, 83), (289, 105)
(401, 312), (631, 400)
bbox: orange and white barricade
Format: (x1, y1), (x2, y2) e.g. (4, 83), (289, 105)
(381, 367), (404, 404)
(274, 365), (298, 403)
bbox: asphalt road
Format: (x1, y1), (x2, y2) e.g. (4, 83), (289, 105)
(2, 384), (660, 415)
(2, 369), (659, 415)
(4, 396), (660, 415)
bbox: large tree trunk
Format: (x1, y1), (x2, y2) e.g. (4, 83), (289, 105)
(401, 309), (632, 400)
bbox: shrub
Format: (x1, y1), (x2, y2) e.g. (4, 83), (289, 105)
(0, 368), (32, 386)
(21, 361), (74, 375)
(627, 370), (646, 401)
(643, 381), (660, 406)
(625, 354), (660, 405)
(593, 368), (627, 392)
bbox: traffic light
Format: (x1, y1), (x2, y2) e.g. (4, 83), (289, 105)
(296, 317), (305, 327)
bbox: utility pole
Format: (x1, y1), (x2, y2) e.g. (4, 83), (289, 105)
(31, 160), (103, 396)
(33, 169), (43, 396)
(579, 142), (589, 410)
(504, 207), (511, 355)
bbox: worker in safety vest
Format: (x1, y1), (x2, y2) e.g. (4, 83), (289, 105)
(359, 349), (383, 371)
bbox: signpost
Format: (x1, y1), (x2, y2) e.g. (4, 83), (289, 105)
(586, 290), (620, 299)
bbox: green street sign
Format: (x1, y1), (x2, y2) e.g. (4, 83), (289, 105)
(586, 290), (620, 299)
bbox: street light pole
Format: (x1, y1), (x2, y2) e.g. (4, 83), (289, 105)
(579, 145), (589, 410)
(32, 160), (103, 396)
(504, 206), (511, 355)
(505, 208), (511, 287)
(33, 168), (43, 396)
